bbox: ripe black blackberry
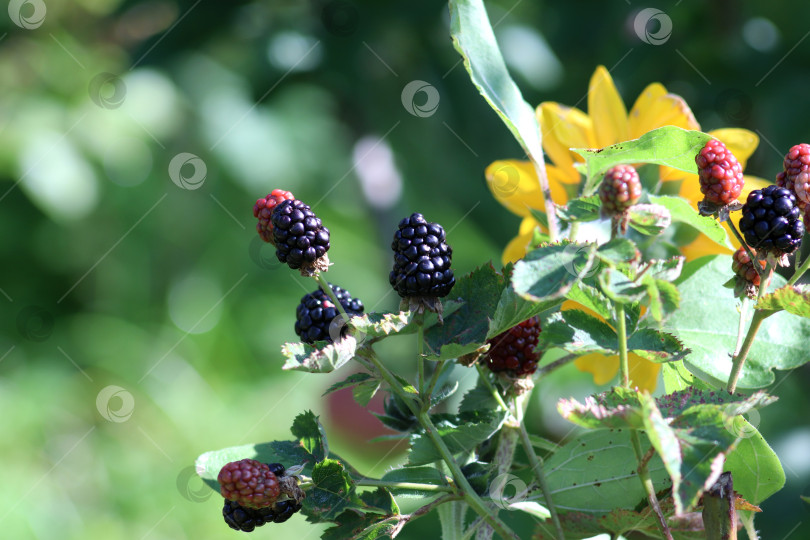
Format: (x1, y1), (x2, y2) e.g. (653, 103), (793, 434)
(696, 139), (745, 206)
(739, 185), (804, 256)
(484, 317), (541, 377)
(295, 284), (364, 344)
(271, 199), (330, 274)
(254, 189), (295, 244)
(389, 213), (454, 306)
(222, 499), (303, 531)
(599, 165), (641, 215)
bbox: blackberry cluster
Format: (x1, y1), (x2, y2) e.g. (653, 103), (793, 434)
(484, 317), (541, 377)
(776, 143), (810, 209)
(218, 459), (280, 509)
(696, 139), (745, 205)
(598, 165), (642, 215)
(731, 247), (765, 287)
(739, 185), (804, 255)
(271, 199), (330, 270)
(254, 189), (295, 244)
(295, 284), (364, 344)
(223, 499), (303, 532)
(390, 213), (454, 298)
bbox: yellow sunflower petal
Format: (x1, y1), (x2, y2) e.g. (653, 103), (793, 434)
(628, 84), (700, 139)
(627, 354), (661, 392)
(537, 102), (595, 183)
(575, 353), (619, 385)
(680, 231), (732, 260)
(588, 65), (629, 148)
(709, 128), (759, 169)
(502, 218), (539, 265)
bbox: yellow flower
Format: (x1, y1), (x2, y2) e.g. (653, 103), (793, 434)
(486, 66), (765, 392)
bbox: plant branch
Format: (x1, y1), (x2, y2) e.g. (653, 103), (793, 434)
(733, 297), (750, 357)
(536, 353), (579, 378)
(531, 157), (560, 241)
(630, 431), (673, 540)
(410, 494), (463, 519)
(314, 273), (352, 323)
(727, 266), (772, 393)
(417, 320), (425, 395)
(727, 220), (765, 280)
(475, 364), (511, 414)
(788, 250), (810, 286)
(354, 478), (454, 492)
(514, 396), (564, 540)
(424, 359), (447, 410)
(616, 304), (630, 387)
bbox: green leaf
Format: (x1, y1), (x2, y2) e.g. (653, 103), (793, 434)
(666, 255), (810, 388)
(627, 204), (672, 236)
(424, 264), (504, 360)
(557, 387), (646, 429)
(353, 377), (382, 408)
(360, 487), (400, 516)
(351, 311), (420, 339)
(489, 282), (565, 339)
(573, 126), (713, 195)
(724, 420), (785, 505)
(542, 428), (671, 513)
(556, 195), (601, 222)
(654, 388), (776, 419)
(645, 278), (681, 322)
(458, 379), (499, 414)
(323, 372), (374, 397)
(322, 513), (403, 540)
(291, 410), (329, 462)
(649, 195), (731, 249)
(512, 241), (598, 302)
(408, 412), (507, 465)
(594, 238), (639, 268)
(647, 257), (686, 282)
(598, 267), (647, 304)
(449, 0), (545, 168)
(801, 495), (810, 505)
(627, 329), (689, 363)
(281, 336), (358, 373)
(756, 284), (810, 318)
(565, 282), (613, 321)
(380, 466), (447, 497)
(539, 310), (617, 357)
(303, 459), (364, 523)
(430, 381), (460, 409)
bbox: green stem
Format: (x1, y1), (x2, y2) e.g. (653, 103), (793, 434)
(514, 396), (564, 540)
(424, 359), (447, 410)
(727, 310), (767, 394)
(733, 297), (750, 357)
(630, 431), (673, 540)
(355, 478), (453, 492)
(314, 273), (351, 322)
(360, 348), (420, 412)
(788, 250), (810, 286)
(417, 322), (425, 395)
(568, 221), (581, 242)
(419, 412), (519, 540)
(536, 353), (579, 378)
(474, 364), (511, 414)
(616, 304), (630, 387)
(531, 157), (559, 241)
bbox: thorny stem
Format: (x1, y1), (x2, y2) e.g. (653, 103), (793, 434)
(514, 396), (564, 540)
(410, 494), (464, 519)
(362, 349), (518, 540)
(531, 157), (560, 242)
(630, 431), (673, 540)
(727, 266), (773, 393)
(616, 304), (630, 387)
(354, 478), (454, 492)
(788, 250), (810, 286)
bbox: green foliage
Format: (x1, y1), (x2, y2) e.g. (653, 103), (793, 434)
(756, 285), (810, 318)
(649, 195), (732, 249)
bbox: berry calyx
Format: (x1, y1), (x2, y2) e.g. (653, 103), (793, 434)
(696, 139), (745, 205)
(739, 185), (804, 256)
(598, 165), (642, 215)
(777, 143), (810, 209)
(271, 199), (331, 274)
(731, 247), (765, 287)
(484, 316), (541, 377)
(254, 190), (295, 244)
(295, 284), (364, 344)
(218, 459), (281, 509)
(389, 213), (455, 305)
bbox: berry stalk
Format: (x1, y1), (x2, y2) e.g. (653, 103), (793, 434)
(313, 273), (352, 326)
(417, 320), (425, 396)
(630, 431), (673, 540)
(726, 220), (765, 281)
(616, 304), (630, 387)
(474, 364), (510, 413)
(513, 395), (564, 540)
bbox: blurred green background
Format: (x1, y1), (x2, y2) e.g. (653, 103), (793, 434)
(2, 0), (810, 538)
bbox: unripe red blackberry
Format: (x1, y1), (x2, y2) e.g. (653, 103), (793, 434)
(778, 143), (810, 209)
(599, 165), (642, 215)
(731, 247), (765, 287)
(390, 213), (454, 299)
(271, 199), (330, 272)
(739, 185), (804, 255)
(696, 139), (745, 205)
(254, 189), (295, 244)
(218, 459), (280, 509)
(484, 317), (541, 377)
(295, 284), (364, 344)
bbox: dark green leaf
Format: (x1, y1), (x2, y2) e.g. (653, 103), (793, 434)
(323, 373), (374, 397)
(598, 267), (647, 304)
(565, 283), (613, 321)
(512, 241), (598, 302)
(408, 412), (507, 465)
(627, 329), (689, 363)
(429, 381), (460, 409)
(539, 310), (617, 357)
(649, 195), (731, 249)
(627, 204), (672, 236)
(291, 410), (328, 462)
(458, 379), (499, 413)
(573, 126), (713, 195)
(359, 487), (400, 516)
(303, 459), (364, 523)
(322, 512), (403, 540)
(556, 195), (601, 222)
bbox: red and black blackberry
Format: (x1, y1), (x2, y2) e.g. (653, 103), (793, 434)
(598, 165), (642, 215)
(777, 143), (810, 209)
(739, 185), (804, 255)
(732, 246), (765, 287)
(696, 139), (745, 206)
(389, 213), (454, 299)
(295, 284), (364, 344)
(254, 189), (295, 244)
(484, 317), (541, 377)
(271, 199), (330, 272)
(218, 459), (281, 509)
